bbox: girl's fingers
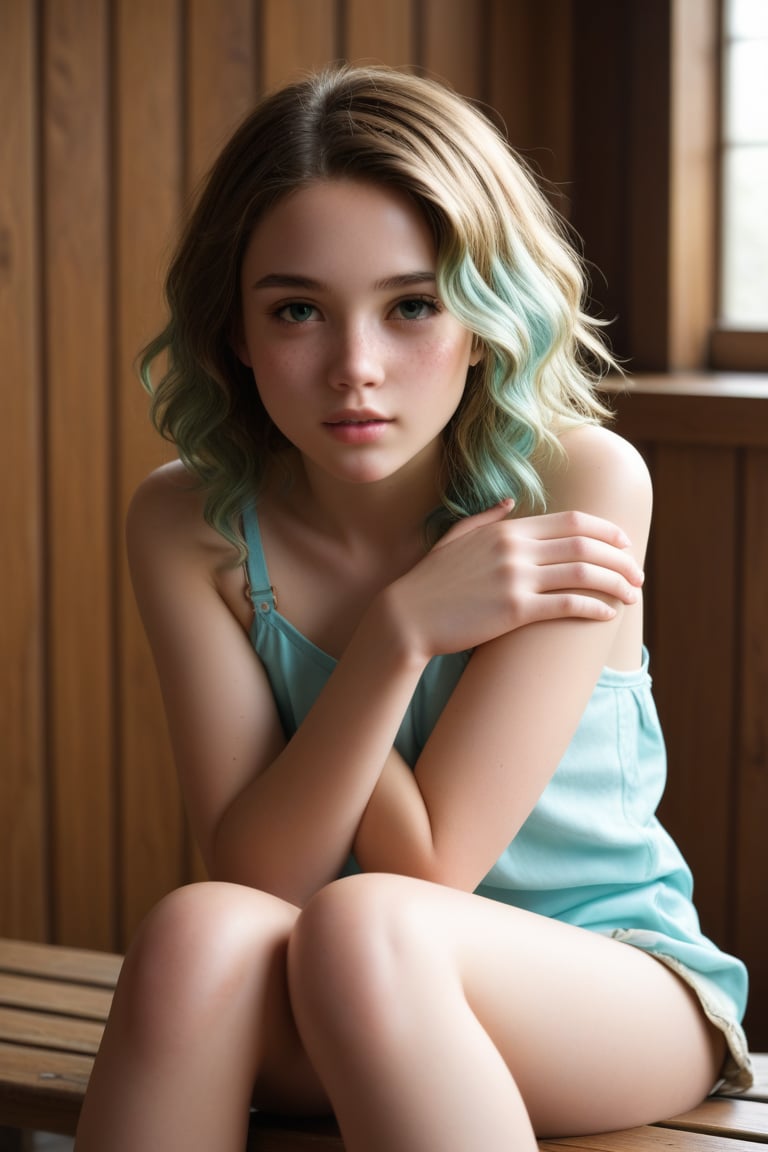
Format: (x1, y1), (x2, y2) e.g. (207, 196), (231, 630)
(535, 562), (640, 605)
(532, 539), (644, 587)
(439, 511), (640, 580)
(531, 591), (619, 622)
(511, 510), (632, 549)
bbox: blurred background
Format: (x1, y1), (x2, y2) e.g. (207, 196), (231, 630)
(1, 0), (766, 1047)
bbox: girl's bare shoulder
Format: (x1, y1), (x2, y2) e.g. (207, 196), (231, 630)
(555, 421), (648, 471)
(126, 460), (237, 569)
(128, 459), (201, 525)
(544, 423), (652, 512)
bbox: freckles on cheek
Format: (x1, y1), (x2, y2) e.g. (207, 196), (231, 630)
(252, 348), (301, 391)
(410, 336), (460, 371)
(430, 349), (473, 390)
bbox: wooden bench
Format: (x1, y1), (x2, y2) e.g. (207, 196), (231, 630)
(0, 938), (765, 1151)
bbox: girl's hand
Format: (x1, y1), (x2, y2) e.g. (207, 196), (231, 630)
(382, 500), (644, 659)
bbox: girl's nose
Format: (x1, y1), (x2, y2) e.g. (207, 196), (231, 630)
(326, 321), (385, 390)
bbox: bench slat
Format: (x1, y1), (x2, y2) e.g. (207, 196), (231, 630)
(0, 1041), (91, 1094)
(660, 1097), (768, 1141)
(0, 941), (121, 989)
(0, 1007), (104, 1055)
(0, 975), (113, 1023)
(245, 1099), (768, 1152)
(0, 1041), (93, 1136)
(540, 1126), (764, 1149)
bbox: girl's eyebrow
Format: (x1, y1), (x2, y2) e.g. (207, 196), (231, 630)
(377, 272), (437, 291)
(250, 271), (437, 292)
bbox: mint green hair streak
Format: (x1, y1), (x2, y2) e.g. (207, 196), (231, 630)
(436, 241), (610, 526)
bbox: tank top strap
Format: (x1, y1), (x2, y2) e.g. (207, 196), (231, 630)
(241, 504), (277, 611)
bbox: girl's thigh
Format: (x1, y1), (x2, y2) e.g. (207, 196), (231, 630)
(295, 873), (725, 1138)
(456, 894), (724, 1136)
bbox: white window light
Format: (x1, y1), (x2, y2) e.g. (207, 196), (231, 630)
(720, 0), (768, 327)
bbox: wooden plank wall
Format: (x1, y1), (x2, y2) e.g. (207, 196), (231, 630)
(1, 0), (765, 1051)
(610, 380), (768, 1049)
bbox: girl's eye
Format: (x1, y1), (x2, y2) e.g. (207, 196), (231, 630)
(275, 302), (318, 324)
(393, 297), (440, 321)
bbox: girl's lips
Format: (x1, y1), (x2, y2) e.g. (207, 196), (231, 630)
(323, 418), (392, 444)
(325, 408), (390, 422)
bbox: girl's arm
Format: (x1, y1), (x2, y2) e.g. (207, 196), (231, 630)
(127, 466), (430, 900)
(352, 425), (653, 890)
(128, 429), (644, 906)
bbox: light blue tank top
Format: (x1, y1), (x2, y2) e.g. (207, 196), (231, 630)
(242, 505), (750, 1074)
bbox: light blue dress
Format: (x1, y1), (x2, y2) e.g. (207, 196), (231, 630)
(243, 506), (752, 1089)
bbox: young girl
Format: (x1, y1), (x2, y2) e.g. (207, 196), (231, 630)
(75, 65), (751, 1152)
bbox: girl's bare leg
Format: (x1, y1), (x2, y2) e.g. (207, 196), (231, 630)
(288, 873), (725, 1152)
(74, 882), (328, 1152)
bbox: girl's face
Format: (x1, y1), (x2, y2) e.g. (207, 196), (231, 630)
(236, 179), (480, 491)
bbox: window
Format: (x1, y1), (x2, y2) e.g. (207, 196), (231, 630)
(714, 0), (768, 367)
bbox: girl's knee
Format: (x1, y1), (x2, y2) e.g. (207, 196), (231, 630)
(128, 883), (257, 981)
(288, 874), (433, 1032)
(116, 882), (295, 1051)
(292, 873), (412, 963)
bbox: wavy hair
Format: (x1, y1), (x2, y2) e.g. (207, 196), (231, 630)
(141, 64), (614, 555)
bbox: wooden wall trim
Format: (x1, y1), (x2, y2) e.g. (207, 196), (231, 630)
(605, 373), (768, 446)
(711, 330), (768, 373)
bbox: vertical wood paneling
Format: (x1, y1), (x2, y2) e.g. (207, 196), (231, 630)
(187, 0), (258, 186)
(182, 0), (261, 890)
(736, 449), (768, 1045)
(570, 0), (631, 355)
(114, 0), (186, 947)
(261, 0), (339, 91)
(612, 387), (768, 1049)
(648, 446), (737, 945)
(345, 0), (414, 65)
(625, 0), (673, 370)
(488, 0), (573, 196)
(420, 0), (484, 99)
(571, 1), (719, 370)
(44, 0), (114, 949)
(0, 0), (47, 941)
